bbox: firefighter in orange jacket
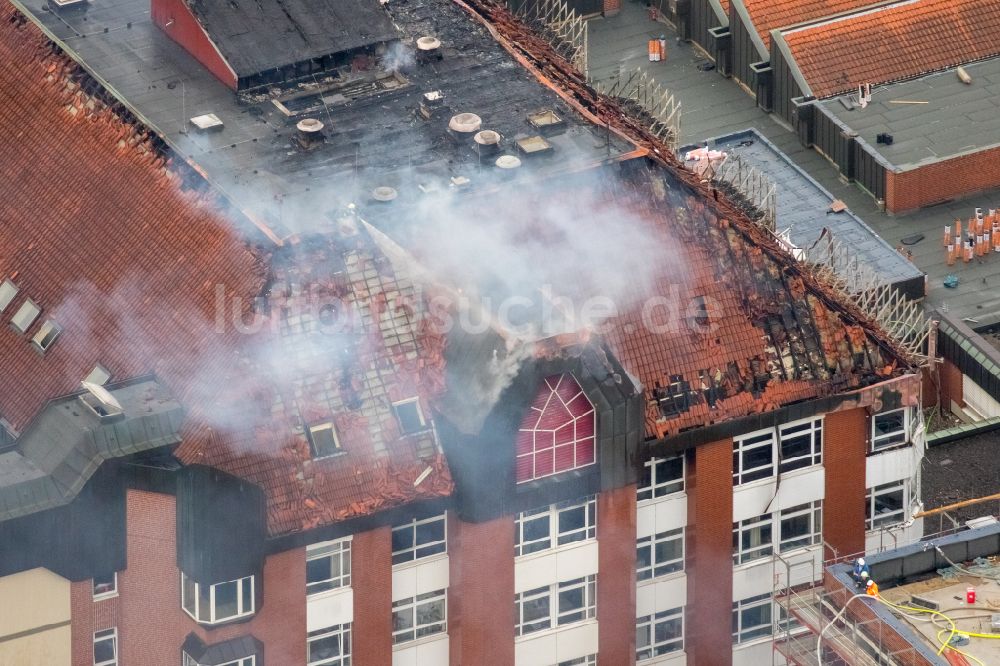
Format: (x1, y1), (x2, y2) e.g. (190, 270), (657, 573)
(866, 578), (879, 597)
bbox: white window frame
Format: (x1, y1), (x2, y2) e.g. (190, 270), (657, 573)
(308, 422), (342, 458)
(392, 589), (447, 645)
(778, 501), (822, 552)
(637, 527), (684, 581)
(307, 538), (351, 595)
(556, 655), (597, 665)
(31, 319), (62, 352)
(393, 397), (428, 435)
(871, 408), (909, 452)
(733, 428), (776, 485)
(93, 627), (118, 666)
(514, 575), (596, 637)
(778, 418), (823, 473)
(514, 496), (596, 557)
(93, 571), (118, 600)
(636, 606), (684, 660)
(10, 298), (40, 334)
(733, 513), (773, 565)
(637, 455), (684, 502)
(184, 655), (255, 666)
(180, 572), (255, 625)
(391, 513), (447, 566)
(866, 480), (907, 530)
(308, 623), (351, 666)
(732, 593), (773, 644)
(0, 279), (17, 313)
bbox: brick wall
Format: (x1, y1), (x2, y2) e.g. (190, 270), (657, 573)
(686, 440), (734, 666)
(73, 490), (307, 666)
(448, 514), (515, 666)
(597, 484), (637, 666)
(352, 526), (393, 666)
(824, 571), (935, 666)
(939, 358), (964, 413)
(886, 143), (1000, 213)
(823, 408), (867, 559)
(604, 0), (622, 16)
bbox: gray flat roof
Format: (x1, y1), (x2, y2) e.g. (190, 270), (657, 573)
(16, 0), (633, 241)
(819, 56), (1000, 171)
(685, 129), (924, 289)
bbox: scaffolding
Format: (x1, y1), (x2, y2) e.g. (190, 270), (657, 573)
(509, 0), (589, 76)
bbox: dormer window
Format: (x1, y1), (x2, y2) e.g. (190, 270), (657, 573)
(85, 364), (112, 386)
(80, 381), (124, 421)
(31, 320), (62, 353)
(655, 375), (690, 418)
(0, 279), (17, 312)
(392, 398), (427, 435)
(10, 299), (39, 333)
(307, 422), (342, 458)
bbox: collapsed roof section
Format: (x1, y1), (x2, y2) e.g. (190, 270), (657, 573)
(151, 0), (399, 90)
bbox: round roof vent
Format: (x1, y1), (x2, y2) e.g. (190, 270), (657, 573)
(474, 130), (501, 146)
(372, 186), (398, 202)
(495, 155), (521, 170)
(449, 113), (482, 133)
(296, 118), (325, 133)
(417, 36), (442, 51)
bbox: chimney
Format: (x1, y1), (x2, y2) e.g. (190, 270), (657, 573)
(448, 113), (482, 141)
(296, 118), (325, 150)
(473, 130), (502, 156)
(416, 36), (443, 63)
(419, 90), (446, 120)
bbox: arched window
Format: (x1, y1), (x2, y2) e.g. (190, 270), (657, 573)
(515, 374), (596, 483)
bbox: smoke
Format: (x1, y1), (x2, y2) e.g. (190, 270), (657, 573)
(382, 40), (415, 72)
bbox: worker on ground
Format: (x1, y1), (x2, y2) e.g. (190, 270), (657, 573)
(865, 578), (879, 597)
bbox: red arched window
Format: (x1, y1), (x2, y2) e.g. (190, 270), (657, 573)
(515, 374), (596, 483)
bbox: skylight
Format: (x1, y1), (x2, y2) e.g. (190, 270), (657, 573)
(307, 422), (341, 458)
(31, 320), (62, 353)
(85, 364), (112, 386)
(0, 279), (17, 313)
(10, 299), (40, 333)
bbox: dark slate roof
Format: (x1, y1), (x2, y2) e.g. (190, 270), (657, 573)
(17, 0), (633, 242)
(187, 0), (399, 78)
(685, 129), (924, 289)
(0, 378), (184, 521)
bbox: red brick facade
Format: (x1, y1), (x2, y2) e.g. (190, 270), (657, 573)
(822, 408), (867, 559)
(597, 484), (638, 666)
(448, 514), (516, 666)
(939, 358), (964, 413)
(352, 526), (393, 666)
(686, 440), (735, 666)
(886, 143), (1000, 213)
(604, 0), (622, 16)
(70, 580), (119, 666)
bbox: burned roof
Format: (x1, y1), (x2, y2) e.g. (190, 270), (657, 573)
(777, 0), (1000, 99)
(0, 6), (451, 536)
(181, 0), (398, 79)
(17, 0), (634, 243)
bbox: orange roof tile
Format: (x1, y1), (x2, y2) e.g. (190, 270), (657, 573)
(0, 3), (452, 536)
(743, 0), (879, 51)
(782, 0), (1000, 99)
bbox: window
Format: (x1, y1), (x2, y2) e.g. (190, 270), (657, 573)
(637, 528), (684, 580)
(184, 653), (255, 666)
(636, 606), (684, 660)
(93, 572), (117, 600)
(393, 398), (427, 434)
(654, 375), (691, 418)
(93, 628), (118, 666)
(866, 480), (906, 530)
(732, 593), (772, 644)
(308, 422), (341, 458)
(872, 408), (908, 451)
(778, 418), (822, 473)
(514, 496), (596, 557)
(11, 299), (40, 333)
(180, 572), (254, 624)
(308, 623), (351, 666)
(733, 429), (775, 484)
(514, 575), (596, 637)
(391, 513), (446, 565)
(85, 364), (112, 385)
(779, 501), (822, 552)
(733, 514), (773, 565)
(31, 319), (62, 352)
(0, 279), (17, 312)
(515, 374), (596, 483)
(392, 589), (446, 644)
(556, 656), (596, 666)
(777, 603), (804, 636)
(307, 539), (351, 594)
(637, 455), (684, 501)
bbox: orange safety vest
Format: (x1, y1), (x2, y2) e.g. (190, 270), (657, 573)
(866, 582), (879, 597)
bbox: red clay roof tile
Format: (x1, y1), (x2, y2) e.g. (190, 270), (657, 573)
(0, 4), (452, 536)
(743, 0), (879, 51)
(782, 0), (1000, 98)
